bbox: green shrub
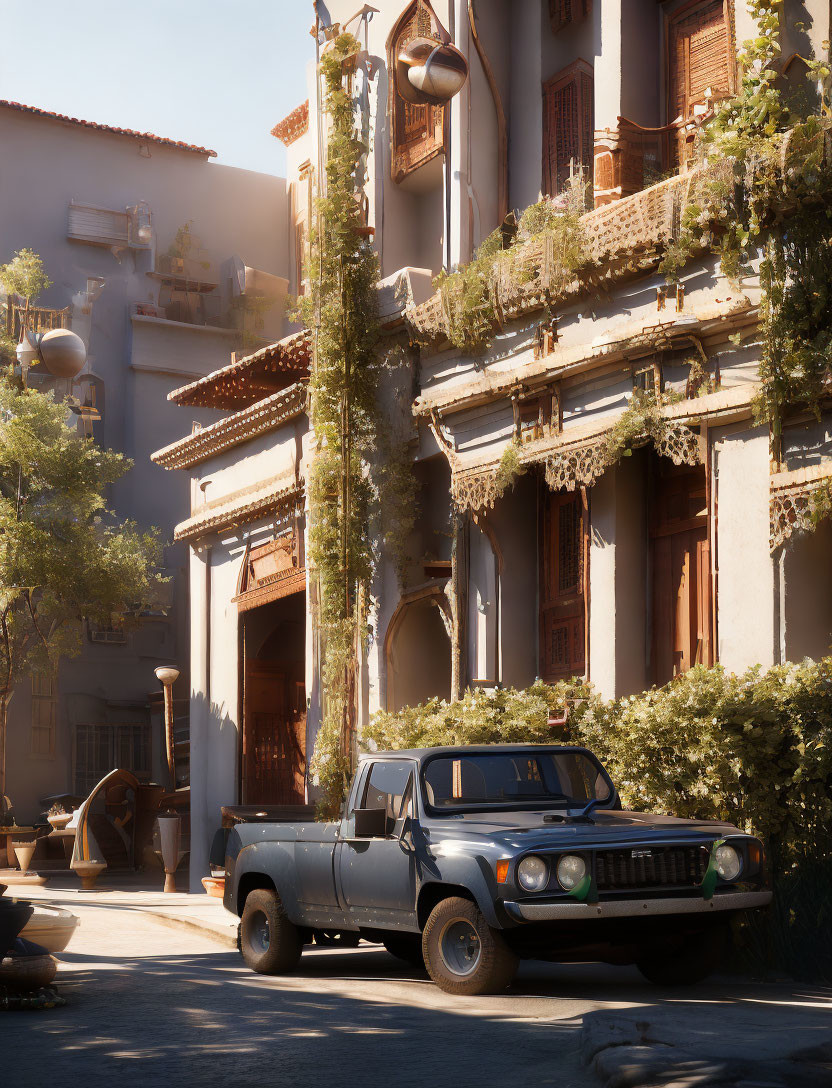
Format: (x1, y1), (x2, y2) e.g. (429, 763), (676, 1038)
(367, 658), (832, 979)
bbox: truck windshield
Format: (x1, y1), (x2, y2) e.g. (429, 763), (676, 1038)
(422, 750), (612, 811)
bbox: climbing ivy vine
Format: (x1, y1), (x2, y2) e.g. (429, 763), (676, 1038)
(660, 0), (832, 441)
(296, 33), (382, 817)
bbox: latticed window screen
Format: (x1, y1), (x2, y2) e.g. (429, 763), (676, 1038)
(31, 672), (57, 758)
(669, 0), (732, 124)
(390, 3), (446, 182)
(558, 498), (582, 594)
(543, 60), (594, 197)
(74, 723), (151, 796)
(540, 488), (586, 681)
(549, 0), (592, 34)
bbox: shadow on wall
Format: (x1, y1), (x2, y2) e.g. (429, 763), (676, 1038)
(188, 691), (239, 890)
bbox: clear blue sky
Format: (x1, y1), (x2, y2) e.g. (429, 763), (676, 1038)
(0, 0), (313, 177)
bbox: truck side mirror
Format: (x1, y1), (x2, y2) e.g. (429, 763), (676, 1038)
(353, 806), (387, 838)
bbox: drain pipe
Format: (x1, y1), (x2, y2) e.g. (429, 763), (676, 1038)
(467, 0), (508, 224)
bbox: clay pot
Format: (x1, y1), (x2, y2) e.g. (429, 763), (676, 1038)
(201, 876), (225, 899)
(0, 944), (57, 992)
(11, 840), (36, 874)
(21, 906), (79, 954)
(47, 813), (72, 831)
(73, 860), (106, 891)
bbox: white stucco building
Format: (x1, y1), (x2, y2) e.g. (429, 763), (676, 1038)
(0, 100), (289, 823)
(153, 0), (832, 889)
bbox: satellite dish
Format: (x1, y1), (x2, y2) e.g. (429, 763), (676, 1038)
(38, 328), (87, 380)
(396, 37), (468, 107)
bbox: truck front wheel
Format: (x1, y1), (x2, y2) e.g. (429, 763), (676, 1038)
(422, 896), (517, 995)
(240, 888), (302, 974)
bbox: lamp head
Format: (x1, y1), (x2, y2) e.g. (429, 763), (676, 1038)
(396, 37), (468, 107)
(155, 666), (180, 687)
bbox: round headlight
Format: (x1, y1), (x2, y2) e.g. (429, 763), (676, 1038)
(556, 854), (587, 891)
(715, 843), (742, 882)
(517, 855), (549, 892)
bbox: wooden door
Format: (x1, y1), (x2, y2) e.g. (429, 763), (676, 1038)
(650, 463), (712, 684)
(668, 0), (732, 163)
(543, 60), (594, 197)
(243, 662), (306, 805)
(540, 487), (587, 681)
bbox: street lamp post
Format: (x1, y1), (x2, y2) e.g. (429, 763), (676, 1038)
(154, 665), (180, 792)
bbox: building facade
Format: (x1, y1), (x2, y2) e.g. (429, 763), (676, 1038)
(0, 100), (289, 822)
(153, 0), (832, 889)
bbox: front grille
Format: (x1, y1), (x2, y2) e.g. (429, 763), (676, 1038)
(595, 845), (709, 891)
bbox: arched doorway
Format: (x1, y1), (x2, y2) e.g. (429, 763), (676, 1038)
(385, 590), (452, 712)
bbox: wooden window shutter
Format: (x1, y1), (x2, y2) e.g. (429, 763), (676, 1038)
(668, 0), (732, 124)
(549, 0), (592, 34)
(539, 487), (587, 682)
(543, 60), (594, 197)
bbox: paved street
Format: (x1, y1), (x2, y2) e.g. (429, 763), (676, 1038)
(4, 897), (832, 1088)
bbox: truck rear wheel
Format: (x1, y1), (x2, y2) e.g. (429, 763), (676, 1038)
(240, 888), (302, 975)
(637, 922), (731, 986)
(422, 896), (517, 995)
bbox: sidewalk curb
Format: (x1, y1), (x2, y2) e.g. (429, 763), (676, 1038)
(138, 907), (238, 950)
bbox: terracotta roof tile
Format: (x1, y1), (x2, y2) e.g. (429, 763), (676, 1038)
(0, 99), (216, 157)
(271, 101), (309, 146)
(168, 329), (312, 409)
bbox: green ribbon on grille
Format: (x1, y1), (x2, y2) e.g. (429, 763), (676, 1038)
(568, 872), (598, 904)
(700, 838), (725, 901)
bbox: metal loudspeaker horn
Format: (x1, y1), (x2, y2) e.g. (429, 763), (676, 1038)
(396, 36), (468, 107)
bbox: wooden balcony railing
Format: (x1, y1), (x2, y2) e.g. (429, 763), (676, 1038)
(4, 301), (71, 341)
(594, 117), (686, 208)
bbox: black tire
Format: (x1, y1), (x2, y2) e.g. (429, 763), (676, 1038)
(637, 923), (731, 986)
(314, 930), (361, 948)
(422, 896), (517, 996)
(382, 933), (425, 967)
(239, 888), (303, 975)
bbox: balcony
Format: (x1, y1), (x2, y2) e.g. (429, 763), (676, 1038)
(594, 117), (688, 208)
(4, 301), (71, 341)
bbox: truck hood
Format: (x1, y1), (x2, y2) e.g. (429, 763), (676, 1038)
(424, 808), (742, 854)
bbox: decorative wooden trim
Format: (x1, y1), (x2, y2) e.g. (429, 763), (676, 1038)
(234, 567), (306, 612)
(174, 476), (303, 542)
(152, 383), (308, 470)
(168, 329), (311, 410)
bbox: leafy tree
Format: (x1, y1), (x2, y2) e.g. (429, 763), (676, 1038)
(0, 380), (165, 799)
(0, 248), (52, 306)
(0, 248), (53, 368)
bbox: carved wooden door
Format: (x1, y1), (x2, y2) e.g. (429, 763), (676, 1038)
(539, 487), (587, 681)
(543, 60), (594, 197)
(650, 463), (712, 684)
(243, 662), (306, 805)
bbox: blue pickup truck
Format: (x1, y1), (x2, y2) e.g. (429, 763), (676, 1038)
(220, 745), (771, 995)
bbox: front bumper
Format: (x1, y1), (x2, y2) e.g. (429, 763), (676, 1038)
(503, 889), (772, 923)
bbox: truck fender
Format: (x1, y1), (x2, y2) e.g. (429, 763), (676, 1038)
(418, 853), (505, 929)
(232, 840), (305, 924)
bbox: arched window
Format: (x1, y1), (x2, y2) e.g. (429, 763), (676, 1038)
(388, 1), (448, 184)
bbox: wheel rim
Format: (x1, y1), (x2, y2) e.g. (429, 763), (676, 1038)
(249, 910), (270, 953)
(439, 917), (482, 976)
